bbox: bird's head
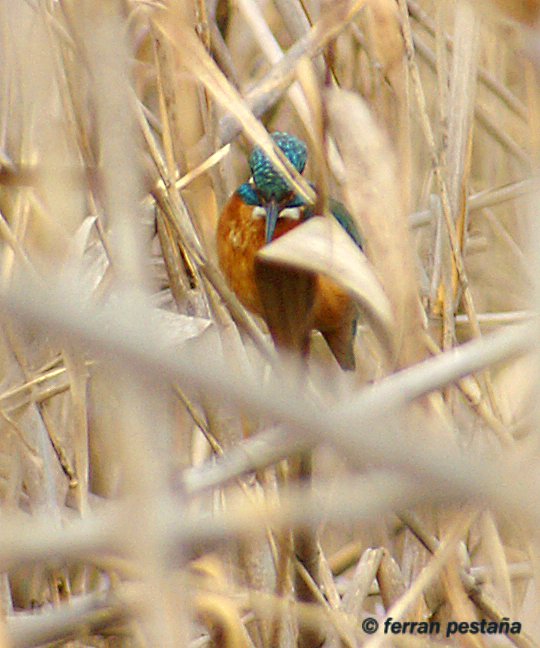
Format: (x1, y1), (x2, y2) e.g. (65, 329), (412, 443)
(237, 132), (308, 244)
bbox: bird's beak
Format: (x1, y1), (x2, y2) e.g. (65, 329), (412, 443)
(265, 198), (279, 244)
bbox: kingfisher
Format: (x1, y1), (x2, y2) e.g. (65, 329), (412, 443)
(217, 132), (363, 370)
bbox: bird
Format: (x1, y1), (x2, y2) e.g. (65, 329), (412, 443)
(217, 132), (363, 370)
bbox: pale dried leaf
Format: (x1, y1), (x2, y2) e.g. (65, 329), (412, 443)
(79, 242), (109, 297)
(257, 216), (394, 358)
(64, 217), (109, 297)
(152, 309), (213, 350)
(65, 216), (98, 263)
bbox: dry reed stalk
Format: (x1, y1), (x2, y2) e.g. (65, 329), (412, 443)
(1, 274), (537, 522)
(327, 87), (426, 368)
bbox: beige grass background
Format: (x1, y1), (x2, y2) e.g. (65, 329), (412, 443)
(0, 0), (539, 646)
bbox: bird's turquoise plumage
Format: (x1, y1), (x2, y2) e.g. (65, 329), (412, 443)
(326, 197), (363, 250)
(236, 132), (363, 250)
(219, 131), (362, 370)
(249, 132), (307, 202)
(236, 182), (260, 206)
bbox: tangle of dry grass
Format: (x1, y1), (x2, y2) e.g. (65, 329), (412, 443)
(0, 0), (540, 647)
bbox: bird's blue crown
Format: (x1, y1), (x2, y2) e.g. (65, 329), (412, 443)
(237, 132), (308, 206)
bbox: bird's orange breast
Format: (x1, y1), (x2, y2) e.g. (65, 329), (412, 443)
(217, 193), (299, 316)
(217, 192), (355, 340)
